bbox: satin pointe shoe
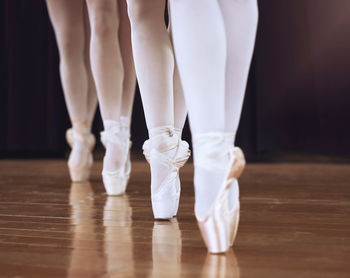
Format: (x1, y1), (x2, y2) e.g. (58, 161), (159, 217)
(193, 133), (245, 254)
(100, 121), (131, 196)
(143, 128), (190, 220)
(66, 127), (95, 182)
(120, 116), (132, 191)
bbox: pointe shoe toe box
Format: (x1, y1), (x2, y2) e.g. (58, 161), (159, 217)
(152, 178), (180, 220)
(68, 153), (93, 182)
(102, 171), (128, 196)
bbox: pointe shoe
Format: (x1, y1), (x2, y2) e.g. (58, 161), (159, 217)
(143, 128), (190, 220)
(120, 116), (132, 191)
(101, 121), (131, 196)
(229, 179), (240, 247)
(66, 128), (95, 182)
(193, 133), (245, 254)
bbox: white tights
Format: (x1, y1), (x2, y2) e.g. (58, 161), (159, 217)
(169, 0), (258, 218)
(47, 0), (136, 171)
(126, 0), (187, 133)
(85, 0), (136, 170)
(46, 0), (98, 128)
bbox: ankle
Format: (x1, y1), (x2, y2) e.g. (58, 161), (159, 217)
(174, 127), (182, 139)
(71, 119), (91, 135)
(148, 126), (179, 152)
(66, 124), (95, 152)
(120, 116), (131, 137)
(192, 132), (235, 171)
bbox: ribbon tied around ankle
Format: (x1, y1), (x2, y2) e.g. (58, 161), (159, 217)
(192, 133), (245, 177)
(66, 128), (95, 151)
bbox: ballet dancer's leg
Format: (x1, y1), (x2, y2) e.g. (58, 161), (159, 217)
(86, 0), (125, 172)
(219, 0), (258, 216)
(127, 0), (190, 219)
(46, 0), (89, 124)
(170, 0), (227, 220)
(118, 0), (136, 126)
(126, 0), (174, 129)
(219, 0), (259, 132)
(83, 3), (98, 126)
(168, 5), (187, 137)
(47, 1), (98, 127)
(170, 0), (258, 252)
(117, 0), (137, 195)
(170, 0), (227, 134)
(172, 65), (187, 137)
(46, 0), (96, 181)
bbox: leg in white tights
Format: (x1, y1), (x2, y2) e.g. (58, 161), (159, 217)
(46, 0), (98, 128)
(127, 0), (176, 217)
(127, 0), (190, 218)
(168, 4), (187, 137)
(46, 0), (98, 181)
(170, 0), (258, 220)
(83, 5), (99, 126)
(118, 0), (136, 127)
(127, 0), (176, 194)
(221, 0), (259, 132)
(86, 0), (125, 171)
(126, 0), (174, 129)
(173, 64), (187, 137)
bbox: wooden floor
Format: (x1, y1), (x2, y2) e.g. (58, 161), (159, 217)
(0, 159), (349, 278)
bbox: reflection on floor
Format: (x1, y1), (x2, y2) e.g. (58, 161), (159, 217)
(0, 160), (349, 277)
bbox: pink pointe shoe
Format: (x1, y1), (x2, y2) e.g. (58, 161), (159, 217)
(193, 133), (245, 254)
(66, 127), (95, 182)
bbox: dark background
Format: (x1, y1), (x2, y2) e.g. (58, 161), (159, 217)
(1, 0), (350, 161)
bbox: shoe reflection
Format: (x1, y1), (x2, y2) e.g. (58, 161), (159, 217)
(103, 195), (134, 277)
(150, 219), (182, 277)
(201, 249), (240, 278)
(68, 182), (104, 277)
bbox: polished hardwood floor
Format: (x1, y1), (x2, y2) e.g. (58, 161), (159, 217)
(0, 159), (349, 278)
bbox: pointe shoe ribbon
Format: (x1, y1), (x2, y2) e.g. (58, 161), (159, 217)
(193, 133), (245, 254)
(143, 138), (190, 169)
(101, 122), (131, 196)
(66, 128), (95, 151)
(142, 128), (190, 219)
